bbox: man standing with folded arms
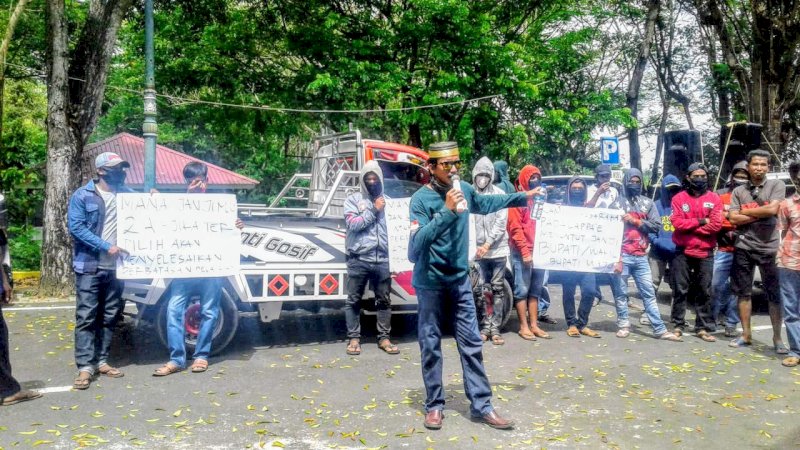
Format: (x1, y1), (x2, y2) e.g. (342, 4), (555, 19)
(409, 142), (540, 431)
(728, 150), (787, 352)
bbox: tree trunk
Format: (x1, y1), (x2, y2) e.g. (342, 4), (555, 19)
(625, 0), (660, 170)
(408, 123), (421, 148)
(40, 0), (134, 295)
(0, 0), (32, 154)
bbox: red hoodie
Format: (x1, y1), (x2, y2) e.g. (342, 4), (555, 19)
(507, 165), (540, 259)
(670, 190), (723, 258)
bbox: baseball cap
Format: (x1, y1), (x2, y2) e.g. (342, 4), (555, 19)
(595, 164), (612, 176)
(687, 162), (707, 174)
(95, 152), (130, 169)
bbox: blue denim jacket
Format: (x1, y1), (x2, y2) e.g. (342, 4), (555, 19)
(67, 180), (134, 274)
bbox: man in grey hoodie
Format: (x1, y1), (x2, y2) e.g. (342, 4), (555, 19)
(342, 161), (396, 356)
(472, 157), (510, 345)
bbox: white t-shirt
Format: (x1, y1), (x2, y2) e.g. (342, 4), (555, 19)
(96, 186), (118, 270)
(587, 184), (620, 209)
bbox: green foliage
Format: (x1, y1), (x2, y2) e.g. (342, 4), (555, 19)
(7, 225), (41, 271)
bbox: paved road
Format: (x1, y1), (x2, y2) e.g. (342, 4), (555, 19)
(1, 287), (798, 449)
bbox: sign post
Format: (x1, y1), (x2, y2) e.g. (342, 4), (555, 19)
(600, 136), (620, 165)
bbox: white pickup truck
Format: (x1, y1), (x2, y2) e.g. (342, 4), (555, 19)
(123, 130), (514, 355)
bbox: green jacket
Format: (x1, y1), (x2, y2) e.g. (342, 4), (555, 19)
(408, 182), (526, 289)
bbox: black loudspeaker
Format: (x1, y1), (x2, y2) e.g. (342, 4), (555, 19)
(663, 130), (702, 181)
(719, 123), (762, 179)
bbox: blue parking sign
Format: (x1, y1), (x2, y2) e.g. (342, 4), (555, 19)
(600, 137), (619, 164)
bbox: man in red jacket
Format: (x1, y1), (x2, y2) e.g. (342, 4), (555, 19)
(670, 162), (723, 342)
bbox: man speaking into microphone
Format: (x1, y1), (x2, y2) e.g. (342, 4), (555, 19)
(408, 141), (541, 431)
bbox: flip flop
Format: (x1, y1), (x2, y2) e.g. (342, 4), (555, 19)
(531, 329), (551, 339)
(153, 363), (183, 377)
(1, 390), (42, 406)
(346, 339), (361, 356)
(191, 359), (209, 373)
(728, 337), (751, 348)
(782, 356), (800, 367)
(697, 330), (717, 342)
(566, 326), (581, 338)
(98, 364), (124, 378)
(517, 331), (537, 341)
(73, 372), (92, 390)
(658, 332), (683, 342)
(491, 334), (505, 346)
(774, 343), (790, 355)
(378, 339), (400, 355)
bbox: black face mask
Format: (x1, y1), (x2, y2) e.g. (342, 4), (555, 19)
(626, 185), (642, 197)
(666, 187), (681, 200)
(528, 178), (541, 190)
(569, 189), (586, 206)
(366, 182), (382, 198)
(101, 170), (127, 187)
(689, 179), (708, 193)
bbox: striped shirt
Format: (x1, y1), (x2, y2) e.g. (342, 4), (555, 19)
(778, 194), (800, 270)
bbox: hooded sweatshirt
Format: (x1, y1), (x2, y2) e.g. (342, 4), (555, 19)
(343, 160), (388, 263)
(565, 175), (589, 207)
(715, 161), (748, 252)
(670, 181), (723, 258)
(472, 157), (510, 259)
(618, 168), (660, 256)
(507, 165), (542, 259)
(493, 160), (516, 194)
(648, 174), (681, 260)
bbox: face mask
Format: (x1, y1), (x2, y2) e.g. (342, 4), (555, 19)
(689, 179), (708, 193)
(366, 182), (382, 198)
(666, 187), (681, 200)
(569, 189), (586, 205)
(475, 175), (490, 190)
(101, 170), (126, 187)
(732, 178), (748, 188)
(528, 178), (541, 190)
(626, 185), (642, 197)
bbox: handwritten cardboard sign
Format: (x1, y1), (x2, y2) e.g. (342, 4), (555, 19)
(115, 193), (240, 279)
(532, 203), (624, 273)
(385, 197), (477, 273)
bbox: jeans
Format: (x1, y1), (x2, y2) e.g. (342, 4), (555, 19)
(473, 257), (506, 336)
(0, 303), (21, 398)
(671, 252), (715, 332)
(712, 251), (739, 327)
(416, 276), (494, 416)
(167, 278), (223, 368)
(780, 268), (800, 358)
(649, 255), (675, 292)
(345, 259), (391, 341)
(558, 271), (596, 329)
(539, 271), (551, 316)
(74, 270), (125, 373)
(614, 255), (667, 335)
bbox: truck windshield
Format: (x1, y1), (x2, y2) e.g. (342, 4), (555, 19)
(377, 160), (429, 199)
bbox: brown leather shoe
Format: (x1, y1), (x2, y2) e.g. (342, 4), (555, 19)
(473, 410), (514, 429)
(424, 409), (443, 430)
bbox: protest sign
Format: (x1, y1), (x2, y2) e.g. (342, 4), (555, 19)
(532, 203), (624, 273)
(115, 193), (240, 279)
(385, 197), (477, 273)
(385, 198), (413, 273)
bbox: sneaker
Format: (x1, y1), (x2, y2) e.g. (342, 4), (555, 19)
(538, 315), (558, 325)
(724, 326), (737, 337)
(616, 328), (630, 338)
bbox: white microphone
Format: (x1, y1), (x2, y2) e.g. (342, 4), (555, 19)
(450, 175), (468, 213)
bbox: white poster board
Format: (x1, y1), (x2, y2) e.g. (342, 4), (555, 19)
(384, 197), (476, 273)
(532, 203), (624, 273)
(115, 193), (240, 279)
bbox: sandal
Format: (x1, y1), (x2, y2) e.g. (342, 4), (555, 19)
(697, 330), (717, 342)
(531, 329), (551, 339)
(580, 327), (601, 338)
(672, 328), (684, 337)
(517, 331), (537, 341)
(782, 356), (800, 367)
(567, 326), (580, 337)
(153, 362), (182, 377)
(774, 343), (790, 355)
(480, 333), (489, 342)
(378, 339), (400, 355)
(98, 364), (124, 378)
(616, 328), (630, 338)
(728, 337), (751, 348)
(191, 359), (209, 373)
(2, 389), (43, 406)
(658, 332), (683, 342)
(491, 334), (505, 346)
(73, 371), (92, 390)
(346, 339), (361, 356)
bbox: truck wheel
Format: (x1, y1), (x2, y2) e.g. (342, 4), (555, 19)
(156, 282), (240, 357)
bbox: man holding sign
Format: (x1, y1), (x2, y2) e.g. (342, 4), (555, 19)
(68, 152), (134, 390)
(153, 162), (244, 376)
(408, 142), (540, 431)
